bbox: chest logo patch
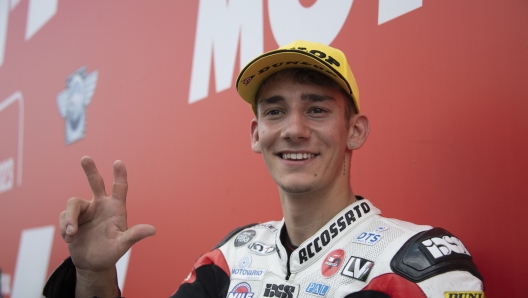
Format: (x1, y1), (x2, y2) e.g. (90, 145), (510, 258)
(444, 292), (485, 298)
(229, 282), (255, 298)
(305, 282), (329, 296)
(341, 256), (374, 282)
(354, 232), (382, 246)
(235, 230), (257, 247)
(321, 249), (345, 278)
(263, 284), (297, 298)
(247, 241), (276, 255)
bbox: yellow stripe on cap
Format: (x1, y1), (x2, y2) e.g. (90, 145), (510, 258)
(236, 40), (360, 115)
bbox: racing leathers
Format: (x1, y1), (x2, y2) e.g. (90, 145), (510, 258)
(43, 197), (484, 298)
(173, 198), (484, 298)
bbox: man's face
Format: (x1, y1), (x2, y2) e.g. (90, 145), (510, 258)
(251, 76), (352, 195)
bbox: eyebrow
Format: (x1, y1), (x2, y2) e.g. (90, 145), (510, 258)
(300, 93), (335, 102)
(259, 93), (335, 106)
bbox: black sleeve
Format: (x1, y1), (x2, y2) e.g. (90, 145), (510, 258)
(42, 257), (121, 298)
(42, 257), (77, 298)
(171, 264), (230, 298)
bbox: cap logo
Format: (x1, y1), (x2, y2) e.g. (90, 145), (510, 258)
(242, 75), (254, 85)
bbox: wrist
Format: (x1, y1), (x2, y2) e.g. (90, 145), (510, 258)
(75, 267), (120, 298)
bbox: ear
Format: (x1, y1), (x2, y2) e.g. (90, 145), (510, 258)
(347, 114), (370, 150)
(250, 118), (262, 153)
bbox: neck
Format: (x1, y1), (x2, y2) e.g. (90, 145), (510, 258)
(280, 180), (357, 247)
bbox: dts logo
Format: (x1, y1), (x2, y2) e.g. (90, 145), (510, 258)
(263, 284), (296, 298)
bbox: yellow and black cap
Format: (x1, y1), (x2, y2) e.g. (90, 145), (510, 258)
(236, 40), (360, 115)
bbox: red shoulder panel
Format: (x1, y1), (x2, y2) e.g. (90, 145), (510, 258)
(182, 249), (230, 284)
(362, 273), (426, 298)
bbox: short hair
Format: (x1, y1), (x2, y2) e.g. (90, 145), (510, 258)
(254, 68), (357, 121)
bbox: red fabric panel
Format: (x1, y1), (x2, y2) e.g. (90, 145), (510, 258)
(362, 273), (426, 298)
(182, 249), (230, 284)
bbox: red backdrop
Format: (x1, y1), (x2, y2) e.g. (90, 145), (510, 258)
(0, 1), (527, 297)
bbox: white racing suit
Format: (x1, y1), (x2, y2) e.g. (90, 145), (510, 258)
(43, 197), (484, 298)
(174, 198), (484, 298)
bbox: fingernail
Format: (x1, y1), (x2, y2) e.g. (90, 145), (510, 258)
(66, 225), (74, 235)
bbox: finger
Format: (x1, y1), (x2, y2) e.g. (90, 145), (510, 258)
(80, 156), (107, 198)
(63, 197), (91, 242)
(112, 160), (128, 201)
(120, 224), (156, 249)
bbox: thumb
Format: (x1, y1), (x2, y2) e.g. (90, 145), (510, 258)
(120, 224), (157, 249)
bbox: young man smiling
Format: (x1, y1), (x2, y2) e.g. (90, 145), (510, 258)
(44, 41), (485, 298)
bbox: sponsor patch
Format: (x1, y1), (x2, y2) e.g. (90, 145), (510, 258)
(248, 241), (276, 255)
(321, 249), (345, 278)
(305, 282), (329, 296)
(375, 226), (389, 232)
(263, 283), (297, 298)
(354, 232), (382, 246)
(237, 255), (251, 268)
(444, 292), (485, 298)
(255, 223), (279, 233)
(231, 268), (267, 281)
(235, 230), (257, 247)
(421, 236), (471, 259)
(228, 282), (255, 298)
(341, 256), (374, 282)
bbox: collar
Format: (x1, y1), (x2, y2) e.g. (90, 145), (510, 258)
(275, 198), (381, 273)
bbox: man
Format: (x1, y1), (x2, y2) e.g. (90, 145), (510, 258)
(44, 40), (484, 297)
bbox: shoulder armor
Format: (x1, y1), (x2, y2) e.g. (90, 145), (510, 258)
(391, 227), (483, 282)
(212, 223), (258, 250)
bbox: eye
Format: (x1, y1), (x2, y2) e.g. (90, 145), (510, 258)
(265, 108), (284, 116)
(309, 107), (326, 114)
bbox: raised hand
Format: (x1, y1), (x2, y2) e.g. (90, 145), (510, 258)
(59, 156), (156, 289)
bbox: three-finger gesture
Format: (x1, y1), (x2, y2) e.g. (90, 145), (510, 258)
(59, 156), (156, 273)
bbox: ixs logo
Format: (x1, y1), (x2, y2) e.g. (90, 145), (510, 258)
(341, 256), (374, 282)
(263, 283), (297, 298)
(321, 249), (345, 278)
(421, 236), (471, 259)
(57, 66), (98, 145)
(305, 282), (329, 297)
(247, 241), (276, 255)
(299, 202), (371, 264)
(235, 230), (256, 247)
(354, 232), (382, 246)
(444, 292), (485, 298)
(228, 282), (255, 298)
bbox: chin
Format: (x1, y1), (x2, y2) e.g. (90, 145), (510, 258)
(278, 183), (315, 194)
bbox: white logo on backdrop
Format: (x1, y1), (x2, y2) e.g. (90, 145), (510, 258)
(188, 0), (423, 104)
(0, 91), (24, 194)
(57, 66), (98, 145)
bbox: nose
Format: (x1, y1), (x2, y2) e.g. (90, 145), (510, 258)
(280, 111), (310, 141)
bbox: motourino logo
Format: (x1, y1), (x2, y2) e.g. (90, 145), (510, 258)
(321, 249), (345, 278)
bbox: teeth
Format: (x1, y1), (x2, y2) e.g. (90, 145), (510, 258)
(281, 153), (315, 160)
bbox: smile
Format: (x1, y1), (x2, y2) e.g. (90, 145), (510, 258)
(281, 153), (317, 160)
